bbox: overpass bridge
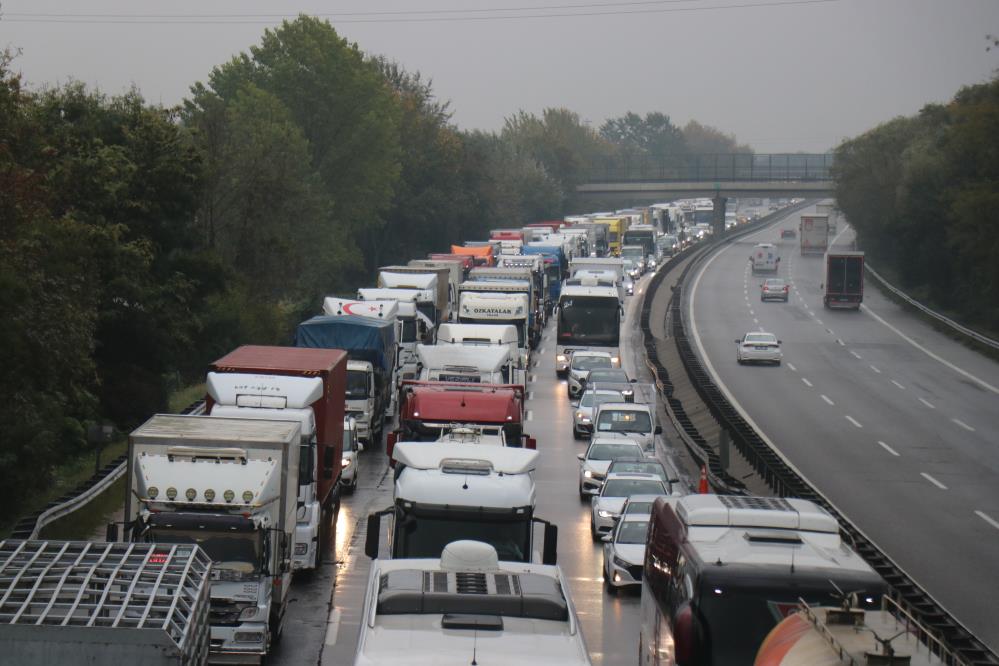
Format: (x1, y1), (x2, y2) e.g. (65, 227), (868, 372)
(575, 153), (835, 218)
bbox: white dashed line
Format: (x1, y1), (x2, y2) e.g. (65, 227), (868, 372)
(975, 510), (999, 530)
(891, 380), (905, 390)
(526, 410), (534, 421)
(850, 351), (862, 359)
(835, 338), (844, 346)
(786, 363), (797, 372)
(920, 473), (948, 490)
(529, 375), (536, 384)
(869, 365), (881, 374)
(816, 319), (824, 325)
(753, 318), (759, 325)
(845, 415), (863, 428)
(877, 440), (900, 456)
(801, 378), (813, 387)
(527, 391), (534, 400)
(918, 398), (935, 409)
(952, 418), (976, 432)
(820, 394), (835, 406)
(324, 609), (342, 646)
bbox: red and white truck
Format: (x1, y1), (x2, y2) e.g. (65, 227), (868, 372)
(206, 345), (347, 571)
(823, 251), (865, 309)
(799, 214), (829, 255)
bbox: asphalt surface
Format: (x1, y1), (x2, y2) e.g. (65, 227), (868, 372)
(306, 269), (687, 666)
(685, 203), (999, 654)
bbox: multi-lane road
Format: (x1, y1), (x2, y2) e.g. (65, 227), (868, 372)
(686, 203), (999, 654)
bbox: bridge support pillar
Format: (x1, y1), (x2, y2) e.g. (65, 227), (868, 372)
(712, 196), (727, 236)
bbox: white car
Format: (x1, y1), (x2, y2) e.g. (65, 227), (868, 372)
(590, 472), (669, 540)
(602, 513), (651, 591)
(572, 388), (625, 439)
(735, 331), (783, 365)
(592, 402), (661, 454)
(567, 350), (614, 399)
(341, 417), (363, 493)
(577, 437), (646, 498)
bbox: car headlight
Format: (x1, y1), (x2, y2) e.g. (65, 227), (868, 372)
(557, 354), (567, 363)
(583, 470), (593, 478)
(611, 356), (620, 365)
(342, 457), (351, 468)
(613, 555), (631, 568)
(576, 412), (585, 420)
(598, 509), (614, 518)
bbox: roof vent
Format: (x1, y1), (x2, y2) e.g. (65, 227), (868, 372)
(440, 540), (500, 573)
(440, 458), (493, 476)
(743, 530), (803, 545)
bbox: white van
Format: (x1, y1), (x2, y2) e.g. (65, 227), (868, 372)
(750, 243), (780, 273)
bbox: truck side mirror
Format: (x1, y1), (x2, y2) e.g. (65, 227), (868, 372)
(105, 523), (119, 543)
(655, 425), (663, 435)
(365, 513), (382, 559)
(525, 436), (537, 450)
(386, 431), (398, 461)
(542, 523), (558, 565)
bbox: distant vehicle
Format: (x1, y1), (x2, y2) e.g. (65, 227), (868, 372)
(573, 387), (625, 439)
(602, 512), (651, 591)
(780, 228), (796, 239)
(640, 495), (885, 666)
(577, 437), (646, 498)
(823, 251), (864, 310)
(761, 278), (790, 302)
(800, 214), (830, 255)
(567, 350), (614, 399)
(590, 472), (669, 540)
(735, 331), (783, 365)
(340, 417), (361, 494)
(750, 243), (780, 273)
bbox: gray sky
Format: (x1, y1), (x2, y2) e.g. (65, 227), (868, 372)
(2, 0), (998, 152)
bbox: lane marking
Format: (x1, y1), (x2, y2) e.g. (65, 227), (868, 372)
(860, 303), (999, 395)
(845, 415), (863, 428)
(786, 362), (797, 372)
(975, 510), (999, 531)
(877, 440), (900, 456)
(749, 309), (755, 316)
(526, 410), (534, 421)
(836, 338), (844, 346)
(918, 397), (935, 409)
(920, 472), (948, 490)
(821, 394), (835, 406)
(869, 365), (881, 374)
(527, 391), (534, 400)
(538, 348), (546, 354)
(816, 318), (824, 325)
(952, 418), (976, 432)
(801, 378), (813, 387)
(753, 318), (759, 325)
(891, 380), (905, 390)
(850, 350), (862, 359)
(324, 609), (342, 646)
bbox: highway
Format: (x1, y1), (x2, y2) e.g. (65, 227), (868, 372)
(685, 203), (999, 654)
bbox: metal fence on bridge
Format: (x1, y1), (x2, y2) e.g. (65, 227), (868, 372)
(581, 152), (834, 183)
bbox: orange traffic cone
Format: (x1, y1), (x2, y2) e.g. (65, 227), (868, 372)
(698, 465), (710, 494)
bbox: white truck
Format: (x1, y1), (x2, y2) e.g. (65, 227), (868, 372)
(816, 202), (838, 233)
(407, 258), (464, 314)
(436, 322), (523, 369)
(353, 541), (590, 666)
(114, 414), (300, 664)
(365, 443), (558, 564)
(457, 281), (532, 353)
(800, 214), (830, 255)
(357, 287), (435, 381)
(416, 343), (525, 386)
(379, 266), (452, 324)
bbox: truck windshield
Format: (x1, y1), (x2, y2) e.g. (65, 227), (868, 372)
(395, 508), (532, 562)
(146, 528), (261, 574)
(558, 296), (620, 346)
(400, 319), (417, 343)
(346, 369), (369, 399)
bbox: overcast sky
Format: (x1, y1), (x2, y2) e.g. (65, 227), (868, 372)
(2, 0), (997, 152)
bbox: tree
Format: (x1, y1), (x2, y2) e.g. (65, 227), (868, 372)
(680, 120), (752, 154)
(600, 111), (686, 157)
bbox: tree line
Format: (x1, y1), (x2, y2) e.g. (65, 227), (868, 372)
(833, 74), (999, 332)
(0, 15), (748, 516)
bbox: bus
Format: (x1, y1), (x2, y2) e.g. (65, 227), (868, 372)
(555, 284), (622, 377)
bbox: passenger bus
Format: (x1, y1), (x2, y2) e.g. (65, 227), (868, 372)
(555, 284), (622, 376)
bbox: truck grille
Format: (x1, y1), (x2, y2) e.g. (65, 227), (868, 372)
(210, 600), (254, 626)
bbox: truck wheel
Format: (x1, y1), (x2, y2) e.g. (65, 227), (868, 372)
(343, 480), (356, 496)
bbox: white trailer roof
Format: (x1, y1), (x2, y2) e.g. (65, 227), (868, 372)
(323, 297), (399, 321)
(393, 441), (539, 474)
(436, 323), (518, 346)
(559, 284), (620, 299)
(379, 271), (437, 290)
(416, 344), (510, 372)
(206, 372), (322, 409)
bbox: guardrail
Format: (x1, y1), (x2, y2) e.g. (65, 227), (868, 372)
(6, 400), (207, 541)
(641, 206), (998, 666)
(866, 263), (999, 351)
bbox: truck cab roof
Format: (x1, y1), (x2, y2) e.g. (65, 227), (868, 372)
(400, 382), (523, 424)
(323, 297), (399, 321)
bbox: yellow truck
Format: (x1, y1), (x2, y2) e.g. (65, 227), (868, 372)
(595, 216), (630, 255)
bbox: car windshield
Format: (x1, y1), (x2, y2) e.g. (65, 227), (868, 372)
(610, 462), (666, 481)
(616, 520), (650, 544)
(587, 442), (643, 460)
(623, 501), (656, 516)
(587, 370), (629, 384)
(342, 428), (355, 452)
(580, 391), (624, 408)
(346, 369), (369, 399)
(596, 410), (652, 434)
(145, 528), (261, 574)
(602, 479), (666, 497)
(745, 334), (777, 344)
(572, 355), (612, 371)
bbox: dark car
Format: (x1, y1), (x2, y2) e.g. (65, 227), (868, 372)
(780, 228), (796, 239)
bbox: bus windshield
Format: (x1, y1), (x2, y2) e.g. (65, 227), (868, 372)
(558, 296), (620, 346)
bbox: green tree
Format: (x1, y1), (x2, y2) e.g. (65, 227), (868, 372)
(680, 119), (753, 154)
(600, 111), (687, 157)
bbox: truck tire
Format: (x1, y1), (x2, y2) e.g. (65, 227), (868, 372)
(572, 426), (583, 440)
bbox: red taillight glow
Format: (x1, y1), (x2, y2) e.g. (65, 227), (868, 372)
(149, 552), (170, 565)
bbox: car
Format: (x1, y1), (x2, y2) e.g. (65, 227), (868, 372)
(623, 274), (635, 296)
(606, 460), (676, 493)
(586, 368), (631, 387)
(590, 472), (669, 540)
(577, 437), (646, 498)
(340, 416), (363, 493)
(573, 387), (625, 439)
(567, 350), (614, 399)
(735, 331), (783, 365)
(780, 228), (796, 239)
(602, 512), (651, 591)
(761, 278), (789, 302)
(618, 493), (671, 520)
(593, 401), (661, 453)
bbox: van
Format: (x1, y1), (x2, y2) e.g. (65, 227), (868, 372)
(750, 243), (780, 273)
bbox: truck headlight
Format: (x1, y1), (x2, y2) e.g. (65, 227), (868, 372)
(234, 631), (264, 643)
(238, 606), (260, 621)
(611, 356), (620, 365)
(557, 354), (567, 363)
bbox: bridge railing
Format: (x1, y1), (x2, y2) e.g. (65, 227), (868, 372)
(580, 152), (834, 183)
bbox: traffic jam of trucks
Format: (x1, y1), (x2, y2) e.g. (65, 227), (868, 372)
(2, 200), (917, 666)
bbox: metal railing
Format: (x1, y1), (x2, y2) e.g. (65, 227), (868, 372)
(581, 152), (834, 183)
(866, 263), (999, 351)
